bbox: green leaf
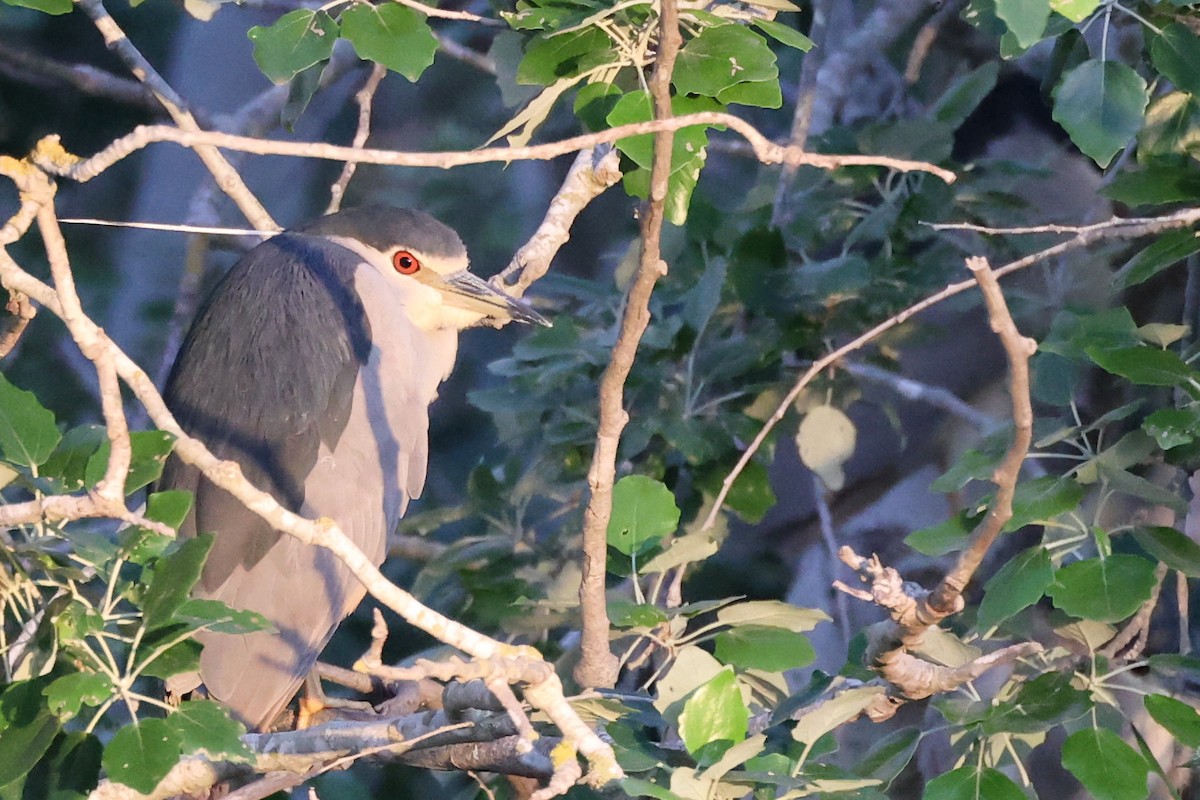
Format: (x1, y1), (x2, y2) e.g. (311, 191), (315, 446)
(981, 672), (1089, 734)
(608, 600), (669, 628)
(857, 727), (920, 787)
(167, 700), (252, 760)
(906, 511), (977, 556)
(248, 9), (339, 85)
(673, 25), (779, 105)
(40, 425), (105, 489)
(1115, 230), (1200, 289)
(793, 685), (886, 745)
(1005, 475), (1084, 531)
(1142, 407), (1200, 450)
(716, 600), (829, 632)
(1085, 345), (1197, 387)
(339, 3), (437, 81)
(1149, 654), (1200, 682)
(1131, 526), (1200, 577)
(1048, 554), (1158, 622)
(0, 0), (71, 14)
(1049, 0), (1099, 22)
(84, 430), (176, 494)
(136, 636), (202, 680)
(281, 62), (325, 131)
(978, 546), (1053, 628)
(1104, 165), (1200, 207)
(574, 82), (623, 132)
(923, 765), (1027, 800)
(142, 535), (214, 629)
(796, 405), (856, 492)
(0, 373), (60, 468)
(714, 626), (814, 671)
(619, 777), (685, 800)
(1145, 694), (1200, 747)
(1138, 92), (1200, 160)
(102, 719), (181, 795)
(750, 19), (813, 51)
(722, 459), (776, 523)
(43, 673), (113, 721)
(1052, 60), (1148, 168)
(145, 490), (193, 532)
(607, 92), (720, 224)
(174, 599), (273, 634)
(678, 669), (748, 755)
(18, 731), (100, 800)
(0, 681), (61, 788)
(994, 0), (1048, 48)
(607, 475), (681, 556)
(1151, 23), (1200, 96)
(1061, 728), (1149, 800)
(1041, 308), (1140, 359)
(517, 27), (614, 85)
(932, 62), (1000, 129)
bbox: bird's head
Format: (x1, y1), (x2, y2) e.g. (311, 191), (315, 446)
(296, 205), (549, 331)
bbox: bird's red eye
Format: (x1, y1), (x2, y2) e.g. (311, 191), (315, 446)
(392, 251), (421, 275)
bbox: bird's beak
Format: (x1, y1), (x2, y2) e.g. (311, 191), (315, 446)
(439, 271), (551, 327)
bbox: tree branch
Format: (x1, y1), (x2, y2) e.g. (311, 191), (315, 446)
(574, 0), (681, 691)
(325, 63), (387, 216)
(29, 113), (958, 184)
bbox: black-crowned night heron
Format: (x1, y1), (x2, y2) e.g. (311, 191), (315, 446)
(158, 205), (545, 730)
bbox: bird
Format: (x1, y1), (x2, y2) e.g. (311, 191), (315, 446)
(157, 205), (547, 731)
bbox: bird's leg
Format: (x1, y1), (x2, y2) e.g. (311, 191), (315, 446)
(296, 670), (376, 729)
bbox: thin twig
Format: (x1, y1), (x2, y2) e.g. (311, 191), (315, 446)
(388, 0), (499, 23)
(435, 34), (498, 74)
(31, 113), (958, 184)
(574, 0), (681, 692)
(842, 361), (998, 432)
(497, 146), (622, 298)
(326, 64), (387, 215)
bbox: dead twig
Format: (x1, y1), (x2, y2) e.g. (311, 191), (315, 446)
(0, 290), (35, 359)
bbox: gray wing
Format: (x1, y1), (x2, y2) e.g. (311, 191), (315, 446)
(158, 233), (409, 730)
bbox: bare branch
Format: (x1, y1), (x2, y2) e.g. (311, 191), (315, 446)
(928, 257), (1037, 614)
(326, 64), (387, 216)
(830, 256), (1041, 705)
(30, 113), (958, 184)
(574, 0), (682, 692)
(498, 146), (623, 298)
